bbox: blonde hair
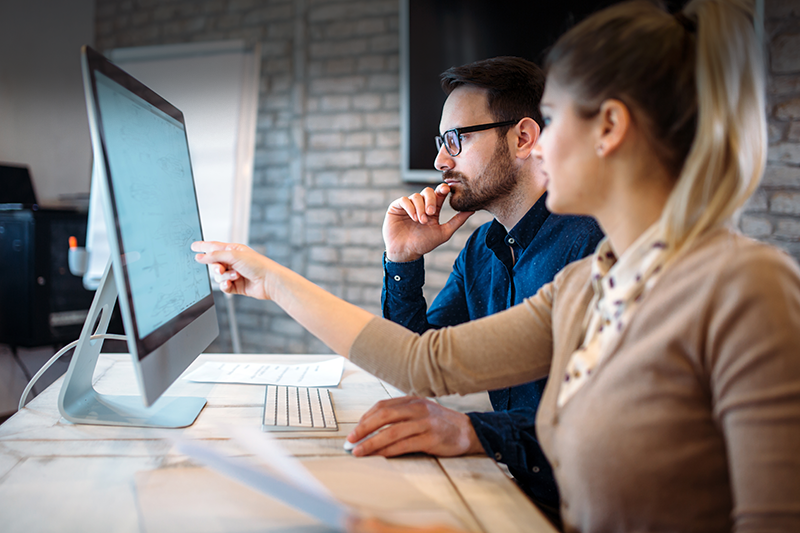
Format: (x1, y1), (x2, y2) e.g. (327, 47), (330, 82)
(546, 0), (766, 252)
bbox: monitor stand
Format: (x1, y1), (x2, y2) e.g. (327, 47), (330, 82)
(57, 261), (206, 428)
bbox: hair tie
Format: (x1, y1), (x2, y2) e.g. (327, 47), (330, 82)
(674, 12), (697, 34)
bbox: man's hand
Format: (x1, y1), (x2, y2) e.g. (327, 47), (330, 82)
(345, 396), (484, 458)
(383, 184), (474, 263)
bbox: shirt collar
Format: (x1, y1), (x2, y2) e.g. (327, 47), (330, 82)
(484, 192), (551, 251)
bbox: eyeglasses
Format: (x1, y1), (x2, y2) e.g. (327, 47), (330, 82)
(434, 119), (519, 157)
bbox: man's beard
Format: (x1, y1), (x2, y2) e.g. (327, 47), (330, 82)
(445, 140), (520, 212)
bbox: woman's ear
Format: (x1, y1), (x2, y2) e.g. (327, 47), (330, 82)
(513, 117), (541, 159)
(595, 99), (630, 157)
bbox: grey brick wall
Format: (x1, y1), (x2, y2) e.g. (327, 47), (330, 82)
(742, 0), (800, 257)
(95, 0), (800, 355)
(95, 0), (491, 354)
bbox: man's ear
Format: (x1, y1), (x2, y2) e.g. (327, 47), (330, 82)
(513, 117), (541, 159)
(595, 99), (630, 157)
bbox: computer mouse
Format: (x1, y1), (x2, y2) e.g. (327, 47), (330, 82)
(343, 431), (380, 453)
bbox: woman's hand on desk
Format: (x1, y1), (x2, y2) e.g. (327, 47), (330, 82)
(348, 516), (465, 533)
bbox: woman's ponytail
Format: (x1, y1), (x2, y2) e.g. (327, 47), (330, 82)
(662, 0), (766, 250)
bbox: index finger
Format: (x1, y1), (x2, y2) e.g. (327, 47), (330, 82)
(419, 187), (438, 216)
(349, 398), (417, 441)
(193, 247), (245, 268)
(191, 240), (232, 253)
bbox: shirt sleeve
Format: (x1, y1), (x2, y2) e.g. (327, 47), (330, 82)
(467, 405), (559, 508)
(381, 249), (471, 334)
(381, 254), (431, 334)
(708, 247), (800, 531)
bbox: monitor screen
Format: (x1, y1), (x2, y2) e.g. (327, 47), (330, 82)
(59, 45), (219, 419)
(87, 51), (215, 364)
(93, 70), (212, 345)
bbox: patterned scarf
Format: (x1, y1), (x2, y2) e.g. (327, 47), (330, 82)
(557, 224), (669, 407)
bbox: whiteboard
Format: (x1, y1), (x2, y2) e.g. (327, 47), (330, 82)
(84, 41), (259, 289)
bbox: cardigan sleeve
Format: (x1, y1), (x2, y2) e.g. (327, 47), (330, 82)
(707, 246), (800, 531)
(350, 279), (556, 398)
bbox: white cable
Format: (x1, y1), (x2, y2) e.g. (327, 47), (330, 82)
(17, 334), (127, 412)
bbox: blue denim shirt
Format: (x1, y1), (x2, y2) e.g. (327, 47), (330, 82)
(381, 193), (604, 510)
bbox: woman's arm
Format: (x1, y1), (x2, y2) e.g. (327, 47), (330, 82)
(350, 297), (553, 397)
(709, 248), (800, 530)
(192, 241), (374, 357)
(192, 240), (556, 397)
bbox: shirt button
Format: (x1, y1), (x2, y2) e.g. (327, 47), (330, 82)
(393, 275), (401, 281)
(507, 237), (515, 244)
(532, 466), (540, 473)
(494, 452), (502, 461)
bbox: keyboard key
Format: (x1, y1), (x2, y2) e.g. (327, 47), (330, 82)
(309, 388), (324, 428)
(264, 383), (277, 426)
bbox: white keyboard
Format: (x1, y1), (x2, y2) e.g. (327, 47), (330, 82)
(262, 385), (338, 431)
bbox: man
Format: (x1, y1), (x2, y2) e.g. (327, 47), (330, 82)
(348, 57), (604, 521)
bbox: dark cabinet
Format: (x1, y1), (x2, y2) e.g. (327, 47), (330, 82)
(0, 209), (94, 347)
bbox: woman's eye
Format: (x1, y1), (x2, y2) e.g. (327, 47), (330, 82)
(542, 117), (551, 127)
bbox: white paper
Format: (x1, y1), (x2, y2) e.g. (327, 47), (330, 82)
(174, 437), (349, 531)
(185, 357), (344, 387)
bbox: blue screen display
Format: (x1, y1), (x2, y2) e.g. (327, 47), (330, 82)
(95, 71), (211, 338)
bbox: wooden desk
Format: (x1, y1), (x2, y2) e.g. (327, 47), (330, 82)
(0, 354), (555, 533)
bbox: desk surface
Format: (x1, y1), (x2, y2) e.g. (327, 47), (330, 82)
(0, 354), (555, 533)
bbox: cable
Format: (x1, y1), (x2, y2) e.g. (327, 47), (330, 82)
(18, 334), (127, 412)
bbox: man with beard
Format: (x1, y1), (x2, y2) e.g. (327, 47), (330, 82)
(347, 57), (603, 524)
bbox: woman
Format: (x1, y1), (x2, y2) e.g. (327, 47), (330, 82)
(193, 0), (800, 531)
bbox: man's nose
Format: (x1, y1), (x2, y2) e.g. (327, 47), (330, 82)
(434, 144), (454, 171)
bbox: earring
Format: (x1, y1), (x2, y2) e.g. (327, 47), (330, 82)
(596, 145), (604, 156)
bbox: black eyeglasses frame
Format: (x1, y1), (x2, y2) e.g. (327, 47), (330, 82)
(434, 119), (520, 157)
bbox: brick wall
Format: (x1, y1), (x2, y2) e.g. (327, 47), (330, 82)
(741, 0), (800, 257)
(95, 0), (491, 354)
(95, 0), (800, 355)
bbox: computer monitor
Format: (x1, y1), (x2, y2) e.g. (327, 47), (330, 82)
(57, 45), (219, 428)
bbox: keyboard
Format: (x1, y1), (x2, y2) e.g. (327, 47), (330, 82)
(262, 385), (338, 431)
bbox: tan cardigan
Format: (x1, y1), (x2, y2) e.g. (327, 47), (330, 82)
(350, 228), (800, 532)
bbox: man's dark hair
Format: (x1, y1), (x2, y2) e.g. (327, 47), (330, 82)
(440, 56), (545, 130)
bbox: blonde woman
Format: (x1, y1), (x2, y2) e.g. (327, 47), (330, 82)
(194, 0), (800, 530)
